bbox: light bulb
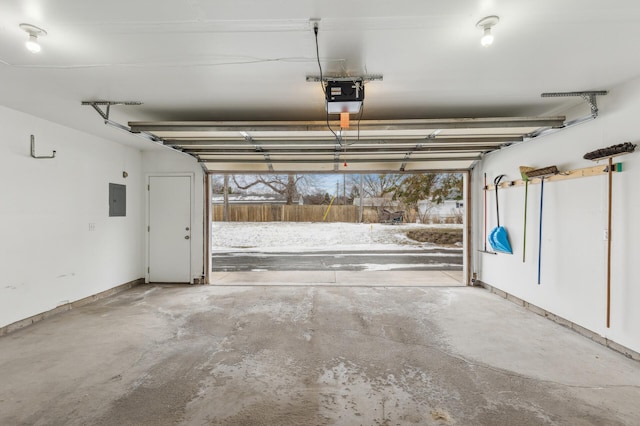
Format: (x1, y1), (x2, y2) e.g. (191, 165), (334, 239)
(481, 28), (494, 47)
(26, 35), (41, 53)
(476, 16), (499, 48)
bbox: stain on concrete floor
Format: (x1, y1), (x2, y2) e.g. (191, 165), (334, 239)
(0, 284), (639, 425)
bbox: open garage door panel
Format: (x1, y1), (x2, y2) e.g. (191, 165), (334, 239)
(129, 116), (564, 173)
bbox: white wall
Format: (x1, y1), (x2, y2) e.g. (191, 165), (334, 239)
(142, 151), (205, 283)
(473, 76), (640, 353)
(0, 106), (144, 328)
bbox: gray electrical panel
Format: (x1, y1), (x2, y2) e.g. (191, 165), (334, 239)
(109, 183), (126, 217)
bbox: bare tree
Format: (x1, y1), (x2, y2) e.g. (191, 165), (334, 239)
(362, 174), (405, 198)
(232, 174), (304, 204)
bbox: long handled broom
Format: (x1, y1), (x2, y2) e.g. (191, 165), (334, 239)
(583, 142), (637, 328)
(523, 166), (559, 284)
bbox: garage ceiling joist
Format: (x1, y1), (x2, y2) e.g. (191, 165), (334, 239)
(126, 116), (565, 172)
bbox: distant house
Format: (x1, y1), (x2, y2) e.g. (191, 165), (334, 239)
(418, 199), (464, 223)
(212, 194), (304, 205)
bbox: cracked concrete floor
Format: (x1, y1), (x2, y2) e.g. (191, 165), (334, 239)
(1, 284), (639, 425)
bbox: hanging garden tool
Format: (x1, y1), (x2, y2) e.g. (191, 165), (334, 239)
(524, 166), (559, 284)
(488, 174), (513, 254)
(519, 166), (535, 263)
(479, 173), (497, 254)
(583, 142), (637, 328)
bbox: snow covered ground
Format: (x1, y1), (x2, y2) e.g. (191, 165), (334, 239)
(212, 222), (462, 253)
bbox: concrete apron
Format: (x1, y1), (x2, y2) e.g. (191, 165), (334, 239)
(1, 284), (639, 425)
(211, 270), (464, 286)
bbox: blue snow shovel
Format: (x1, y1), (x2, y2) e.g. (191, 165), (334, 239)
(488, 175), (513, 254)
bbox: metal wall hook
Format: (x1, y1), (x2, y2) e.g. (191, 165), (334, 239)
(30, 134), (56, 159)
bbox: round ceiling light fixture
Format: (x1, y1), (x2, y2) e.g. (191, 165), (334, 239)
(476, 15), (499, 47)
(19, 23), (47, 53)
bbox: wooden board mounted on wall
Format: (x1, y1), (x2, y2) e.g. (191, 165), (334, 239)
(484, 163), (622, 191)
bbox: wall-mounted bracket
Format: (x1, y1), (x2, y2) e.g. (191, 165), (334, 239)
(583, 92), (601, 117)
(526, 90), (609, 140)
(541, 91), (608, 118)
(81, 101), (143, 122)
(30, 134), (56, 159)
(81, 100), (162, 143)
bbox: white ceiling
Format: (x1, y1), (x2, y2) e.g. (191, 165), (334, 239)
(2, 0), (640, 170)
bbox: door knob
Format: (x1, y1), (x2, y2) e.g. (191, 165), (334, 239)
(185, 235), (190, 239)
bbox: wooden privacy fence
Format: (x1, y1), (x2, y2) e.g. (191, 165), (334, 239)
(213, 204), (378, 223)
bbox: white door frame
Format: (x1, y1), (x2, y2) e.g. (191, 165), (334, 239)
(145, 172), (195, 283)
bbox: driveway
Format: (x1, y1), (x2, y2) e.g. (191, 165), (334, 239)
(213, 248), (462, 272)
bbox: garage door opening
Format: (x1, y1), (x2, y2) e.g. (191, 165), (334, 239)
(209, 172), (468, 286)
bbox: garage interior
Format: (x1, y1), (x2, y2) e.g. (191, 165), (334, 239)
(2, 1), (640, 424)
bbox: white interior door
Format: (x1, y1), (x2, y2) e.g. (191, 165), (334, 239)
(148, 175), (192, 283)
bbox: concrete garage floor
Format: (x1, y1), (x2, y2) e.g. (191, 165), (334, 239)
(1, 283), (640, 425)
